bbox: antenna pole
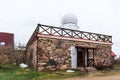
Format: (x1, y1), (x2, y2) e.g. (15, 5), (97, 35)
(60, 13), (62, 27)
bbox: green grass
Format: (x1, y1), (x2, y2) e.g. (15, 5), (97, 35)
(1, 64), (120, 80)
(113, 64), (120, 70)
(0, 64), (87, 80)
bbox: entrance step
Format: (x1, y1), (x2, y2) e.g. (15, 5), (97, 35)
(77, 67), (97, 73)
(86, 67), (97, 72)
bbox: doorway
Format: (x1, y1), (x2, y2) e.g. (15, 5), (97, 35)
(77, 47), (85, 67)
(76, 47), (94, 67)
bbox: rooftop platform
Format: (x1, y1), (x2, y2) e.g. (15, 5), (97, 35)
(26, 24), (112, 48)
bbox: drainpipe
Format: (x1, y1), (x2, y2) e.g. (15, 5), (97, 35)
(85, 48), (88, 66)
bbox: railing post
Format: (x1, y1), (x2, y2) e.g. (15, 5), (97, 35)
(61, 28), (63, 36)
(71, 30), (73, 38)
(37, 24), (40, 33)
(89, 33), (91, 40)
(80, 32), (83, 39)
(50, 27), (52, 35)
(110, 36), (112, 43)
(97, 34), (99, 41)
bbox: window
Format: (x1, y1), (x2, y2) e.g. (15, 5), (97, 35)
(0, 42), (5, 46)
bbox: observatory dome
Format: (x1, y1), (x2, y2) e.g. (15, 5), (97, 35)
(61, 13), (79, 30)
(62, 13), (78, 25)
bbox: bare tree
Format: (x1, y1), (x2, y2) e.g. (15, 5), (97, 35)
(0, 42), (26, 67)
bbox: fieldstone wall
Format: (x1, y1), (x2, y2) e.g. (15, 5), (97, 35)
(94, 44), (112, 68)
(37, 37), (112, 71)
(26, 40), (37, 70)
(0, 46), (14, 64)
(37, 38), (71, 71)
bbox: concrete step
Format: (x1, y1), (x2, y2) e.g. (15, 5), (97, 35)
(77, 67), (97, 72)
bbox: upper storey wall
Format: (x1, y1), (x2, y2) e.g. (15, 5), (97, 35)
(0, 32), (14, 46)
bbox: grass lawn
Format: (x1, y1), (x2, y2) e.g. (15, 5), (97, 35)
(0, 64), (87, 80)
(1, 64), (120, 80)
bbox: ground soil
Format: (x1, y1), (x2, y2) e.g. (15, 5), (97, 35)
(63, 75), (120, 80)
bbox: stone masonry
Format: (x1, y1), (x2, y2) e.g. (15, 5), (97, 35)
(35, 37), (112, 71)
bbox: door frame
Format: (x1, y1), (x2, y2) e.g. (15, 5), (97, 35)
(76, 46), (95, 67)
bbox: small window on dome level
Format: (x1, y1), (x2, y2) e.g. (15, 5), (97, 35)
(0, 42), (5, 46)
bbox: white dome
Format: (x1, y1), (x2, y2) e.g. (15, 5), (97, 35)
(62, 13), (78, 25)
(61, 13), (79, 30)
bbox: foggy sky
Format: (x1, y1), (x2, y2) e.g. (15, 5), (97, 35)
(0, 0), (120, 57)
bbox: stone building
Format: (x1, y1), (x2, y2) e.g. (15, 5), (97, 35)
(26, 14), (113, 71)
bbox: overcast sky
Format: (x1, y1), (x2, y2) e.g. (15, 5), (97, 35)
(0, 0), (120, 57)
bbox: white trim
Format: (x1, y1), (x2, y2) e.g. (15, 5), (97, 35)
(70, 46), (77, 69)
(37, 34), (112, 45)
